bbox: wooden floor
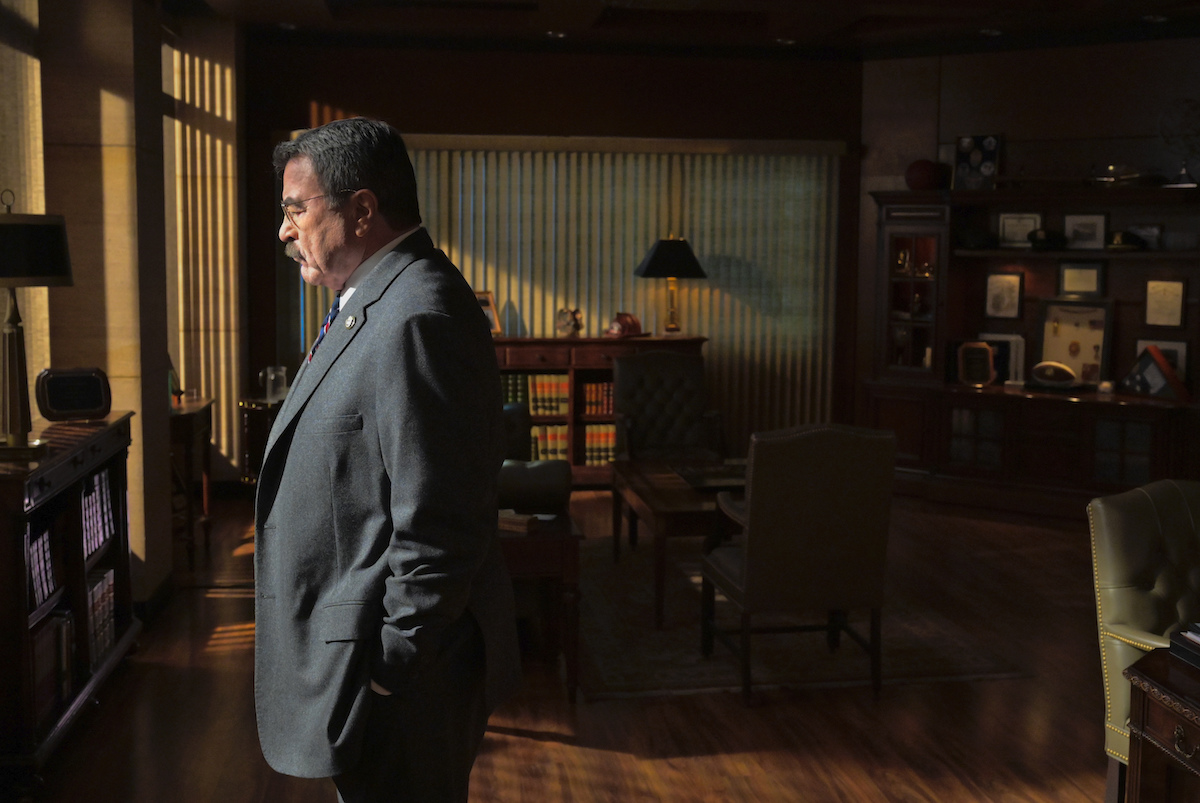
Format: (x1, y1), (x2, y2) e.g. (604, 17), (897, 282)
(27, 487), (1110, 802)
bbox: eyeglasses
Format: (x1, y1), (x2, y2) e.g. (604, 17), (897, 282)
(280, 189), (357, 227)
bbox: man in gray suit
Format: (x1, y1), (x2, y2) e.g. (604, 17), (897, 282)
(254, 117), (521, 802)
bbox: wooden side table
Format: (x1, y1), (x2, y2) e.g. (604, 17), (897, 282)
(1124, 648), (1200, 802)
(169, 397), (213, 571)
(498, 515), (581, 702)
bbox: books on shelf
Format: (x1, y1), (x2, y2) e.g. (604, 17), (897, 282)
(531, 424), (569, 460)
(584, 423), (616, 466)
(504, 373), (569, 415)
(82, 469), (116, 560)
(87, 568), (116, 667)
(582, 381), (613, 415)
(27, 525), (57, 608)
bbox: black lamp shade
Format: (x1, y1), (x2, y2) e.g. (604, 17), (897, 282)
(634, 238), (706, 279)
(0, 214), (73, 288)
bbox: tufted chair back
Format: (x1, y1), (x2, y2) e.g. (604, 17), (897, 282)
(612, 350), (722, 462)
(1088, 479), (1200, 780)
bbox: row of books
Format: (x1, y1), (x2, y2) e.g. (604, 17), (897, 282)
(583, 424), (617, 466)
(28, 526), (57, 608)
(581, 382), (614, 415)
(524, 423), (620, 464)
(87, 568), (116, 667)
(82, 469), (116, 559)
(530, 425), (569, 460)
(502, 373), (570, 415)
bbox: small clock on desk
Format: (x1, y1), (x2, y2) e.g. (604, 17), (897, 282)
(555, 307), (583, 338)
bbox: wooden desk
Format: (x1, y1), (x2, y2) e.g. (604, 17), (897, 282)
(611, 460), (731, 629)
(498, 515), (581, 702)
(169, 398), (213, 570)
(1124, 648), (1200, 802)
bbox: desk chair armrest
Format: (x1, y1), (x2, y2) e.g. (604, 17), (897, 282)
(497, 459), (572, 516)
(1103, 624), (1170, 652)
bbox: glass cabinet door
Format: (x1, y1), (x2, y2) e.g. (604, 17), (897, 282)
(878, 205), (948, 378)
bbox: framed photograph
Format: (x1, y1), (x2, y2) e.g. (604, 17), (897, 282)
(998, 213), (1041, 248)
(1136, 339), (1188, 380)
(985, 271), (1024, 319)
(1058, 261), (1104, 297)
(475, 290), (502, 335)
(1038, 297), (1113, 385)
(1064, 214), (1107, 249)
(1146, 279), (1185, 327)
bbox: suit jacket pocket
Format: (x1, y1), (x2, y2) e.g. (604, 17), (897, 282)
(301, 414), (364, 435)
(319, 600), (378, 643)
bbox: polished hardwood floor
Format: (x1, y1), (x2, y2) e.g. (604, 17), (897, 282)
(27, 487), (1109, 802)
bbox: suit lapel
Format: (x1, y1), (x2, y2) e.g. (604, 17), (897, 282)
(258, 230), (434, 487)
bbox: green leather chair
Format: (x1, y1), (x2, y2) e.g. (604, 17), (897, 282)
(1087, 479), (1200, 803)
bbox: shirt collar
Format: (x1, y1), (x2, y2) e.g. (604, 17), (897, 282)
(339, 225), (420, 305)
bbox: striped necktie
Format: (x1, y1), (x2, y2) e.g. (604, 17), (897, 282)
(308, 294), (341, 362)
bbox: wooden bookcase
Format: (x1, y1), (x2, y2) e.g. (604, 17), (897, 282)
(0, 413), (140, 790)
(495, 336), (707, 486)
(865, 187), (1200, 515)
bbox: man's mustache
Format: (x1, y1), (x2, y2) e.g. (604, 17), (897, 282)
(285, 242), (301, 262)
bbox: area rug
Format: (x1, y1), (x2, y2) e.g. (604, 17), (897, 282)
(577, 536), (1027, 699)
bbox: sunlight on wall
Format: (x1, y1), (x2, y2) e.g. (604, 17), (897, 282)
(164, 38), (242, 477)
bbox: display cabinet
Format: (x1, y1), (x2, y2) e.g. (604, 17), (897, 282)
(0, 413), (139, 792)
(865, 186), (1200, 513)
(878, 203), (949, 377)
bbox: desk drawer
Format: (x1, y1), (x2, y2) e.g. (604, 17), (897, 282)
(1144, 690), (1200, 775)
(505, 346), (571, 369)
(572, 344), (635, 367)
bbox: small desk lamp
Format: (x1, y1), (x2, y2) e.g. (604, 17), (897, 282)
(634, 236), (706, 333)
(0, 203), (74, 459)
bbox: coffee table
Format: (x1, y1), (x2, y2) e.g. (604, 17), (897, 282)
(610, 460), (737, 629)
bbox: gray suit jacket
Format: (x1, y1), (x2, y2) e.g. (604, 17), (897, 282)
(254, 229), (521, 778)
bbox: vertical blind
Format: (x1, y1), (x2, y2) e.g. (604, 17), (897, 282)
(406, 136), (841, 455)
(292, 132), (844, 458)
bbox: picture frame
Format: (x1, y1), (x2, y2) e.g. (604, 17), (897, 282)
(475, 290), (502, 335)
(952, 134), (1002, 190)
(1038, 297), (1113, 385)
(1146, 279), (1185, 327)
(1064, 214), (1107, 250)
(1135, 339), (1188, 380)
(985, 271), (1024, 319)
(1058, 261), (1104, 297)
(997, 213), (1041, 248)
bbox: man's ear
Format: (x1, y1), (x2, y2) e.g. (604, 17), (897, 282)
(349, 189), (379, 236)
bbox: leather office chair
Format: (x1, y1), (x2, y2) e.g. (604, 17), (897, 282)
(612, 350), (722, 462)
(1087, 479), (1200, 803)
(701, 424), (896, 703)
(497, 402), (571, 515)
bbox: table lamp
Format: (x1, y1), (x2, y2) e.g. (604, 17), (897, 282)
(0, 211), (74, 459)
(634, 236), (706, 333)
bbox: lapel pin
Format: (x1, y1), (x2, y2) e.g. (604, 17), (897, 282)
(344, 315), (356, 329)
